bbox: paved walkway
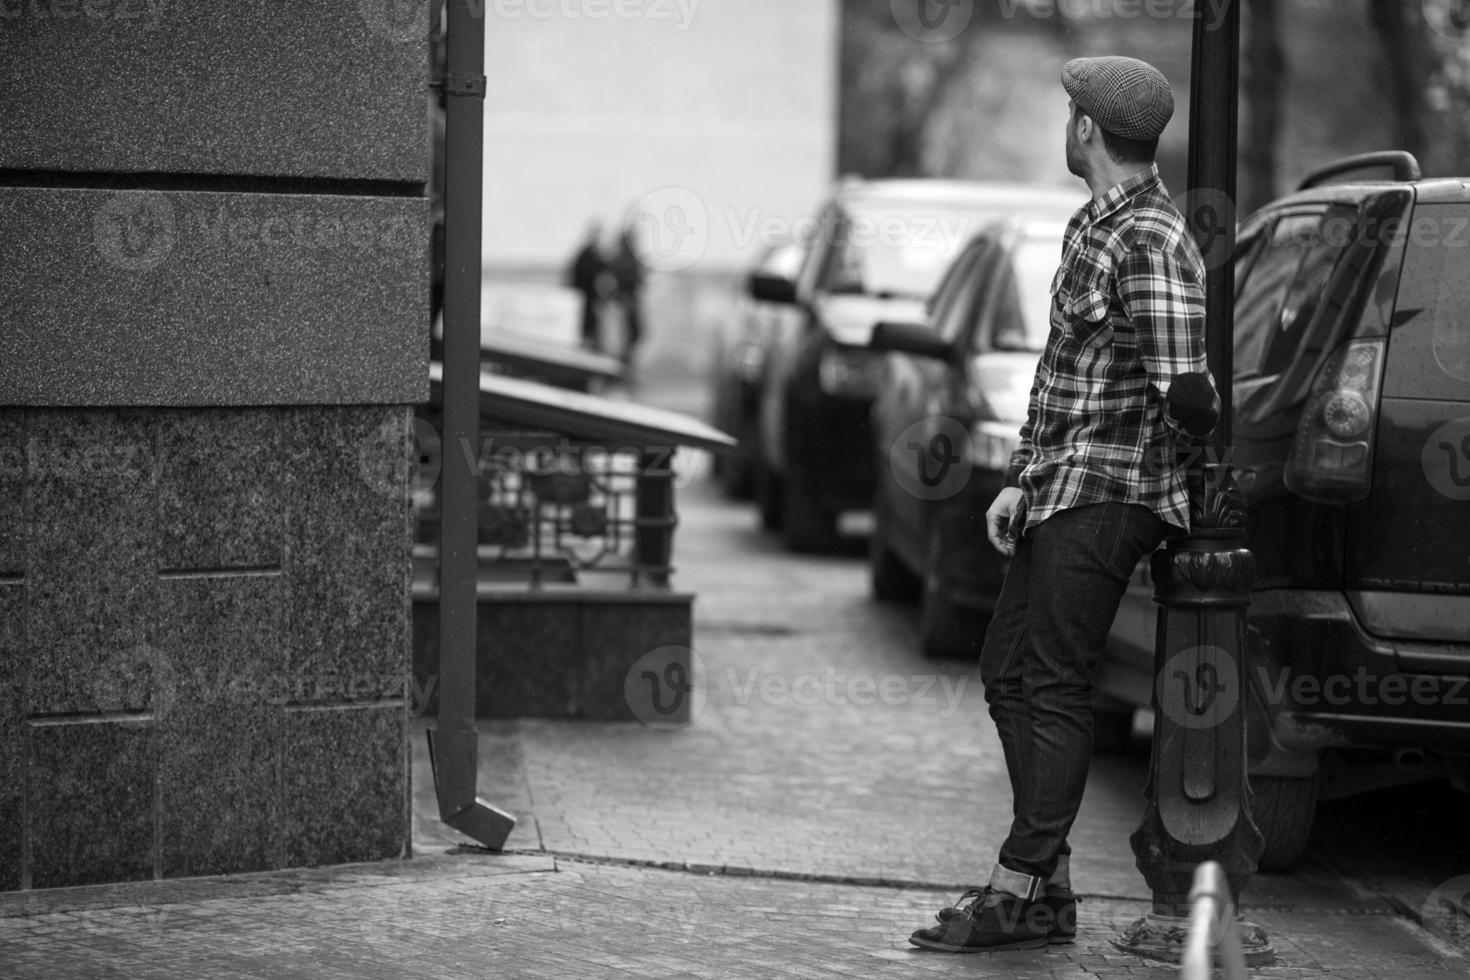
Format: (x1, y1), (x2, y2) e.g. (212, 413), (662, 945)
(3, 422), (1468, 977)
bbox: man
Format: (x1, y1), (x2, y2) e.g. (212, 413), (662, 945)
(909, 56), (1219, 953)
(568, 222), (606, 352)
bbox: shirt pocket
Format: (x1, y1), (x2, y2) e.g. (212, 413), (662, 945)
(1065, 287), (1113, 349)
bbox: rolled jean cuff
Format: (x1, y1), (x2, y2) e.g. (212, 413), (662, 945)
(1047, 853), (1071, 892)
(989, 862), (1045, 901)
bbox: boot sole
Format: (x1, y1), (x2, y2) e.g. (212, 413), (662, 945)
(909, 935), (1049, 953)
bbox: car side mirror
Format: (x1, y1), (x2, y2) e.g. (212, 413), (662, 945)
(749, 272), (798, 305)
(869, 320), (952, 361)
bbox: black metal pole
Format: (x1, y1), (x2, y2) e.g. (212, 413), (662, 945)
(1187, 0), (1239, 450)
(1114, 1), (1271, 965)
(428, 0), (515, 849)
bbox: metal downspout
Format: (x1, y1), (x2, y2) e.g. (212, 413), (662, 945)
(426, 0), (516, 850)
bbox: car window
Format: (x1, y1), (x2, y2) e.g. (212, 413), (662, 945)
(1382, 201), (1470, 398)
(815, 203), (1001, 300)
(933, 244), (988, 343)
(981, 232), (1062, 353)
(1233, 210), (1349, 380)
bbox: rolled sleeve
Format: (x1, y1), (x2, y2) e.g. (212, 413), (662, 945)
(1117, 245), (1215, 440)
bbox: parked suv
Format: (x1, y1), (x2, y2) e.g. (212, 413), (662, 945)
(753, 178), (1079, 551)
(1097, 152), (1470, 870)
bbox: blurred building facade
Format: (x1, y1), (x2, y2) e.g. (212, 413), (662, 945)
(482, 0), (840, 274)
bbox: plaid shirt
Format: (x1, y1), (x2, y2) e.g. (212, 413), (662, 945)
(1005, 165), (1214, 535)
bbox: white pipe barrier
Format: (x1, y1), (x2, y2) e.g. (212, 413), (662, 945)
(1181, 861), (1249, 980)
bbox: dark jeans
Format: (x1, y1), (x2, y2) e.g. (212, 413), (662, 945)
(978, 502), (1166, 884)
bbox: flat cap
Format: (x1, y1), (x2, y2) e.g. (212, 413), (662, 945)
(1062, 56), (1174, 141)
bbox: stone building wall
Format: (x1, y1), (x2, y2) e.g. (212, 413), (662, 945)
(0, 3), (429, 890)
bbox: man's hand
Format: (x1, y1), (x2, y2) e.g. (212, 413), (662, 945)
(986, 487), (1027, 557)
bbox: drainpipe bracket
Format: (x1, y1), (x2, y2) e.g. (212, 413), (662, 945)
(446, 73), (487, 98)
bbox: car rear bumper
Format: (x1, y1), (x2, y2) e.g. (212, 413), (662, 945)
(1246, 589), (1470, 760)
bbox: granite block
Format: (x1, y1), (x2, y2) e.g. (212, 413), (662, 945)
(30, 722), (155, 889)
(0, 412), (24, 574)
(0, 584), (24, 892)
(411, 593), (695, 719)
(156, 520), (287, 878)
(285, 408), (412, 705)
(155, 574), (285, 710)
(282, 706), (408, 868)
(159, 703), (279, 879)
(0, 3), (428, 181)
(157, 411), (287, 572)
(0, 189), (429, 408)
(27, 411), (158, 717)
(580, 601), (692, 721)
(478, 600), (585, 718)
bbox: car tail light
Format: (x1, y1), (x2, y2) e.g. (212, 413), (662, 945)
(818, 347), (884, 397)
(1284, 338), (1387, 504)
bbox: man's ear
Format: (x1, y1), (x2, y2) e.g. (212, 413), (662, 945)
(1076, 112), (1094, 143)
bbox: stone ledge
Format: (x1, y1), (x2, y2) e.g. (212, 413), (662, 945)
(0, 188), (428, 407)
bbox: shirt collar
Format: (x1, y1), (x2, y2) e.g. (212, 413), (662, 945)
(1085, 164), (1161, 223)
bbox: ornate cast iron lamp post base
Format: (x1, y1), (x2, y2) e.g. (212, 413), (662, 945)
(1113, 465), (1273, 966)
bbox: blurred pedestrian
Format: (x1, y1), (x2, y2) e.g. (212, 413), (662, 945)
(609, 227), (646, 368)
(567, 222), (607, 352)
(909, 56), (1220, 954)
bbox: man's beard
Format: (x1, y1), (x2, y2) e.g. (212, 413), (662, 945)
(1065, 133), (1088, 180)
